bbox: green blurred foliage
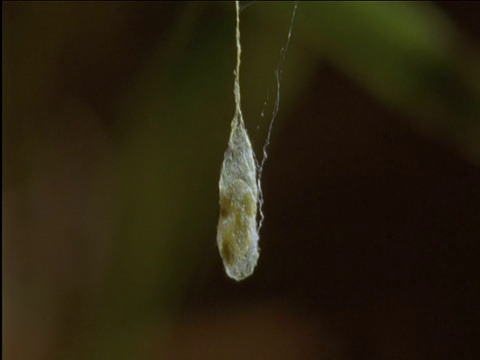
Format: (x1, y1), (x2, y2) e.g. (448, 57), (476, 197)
(262, 1), (480, 160)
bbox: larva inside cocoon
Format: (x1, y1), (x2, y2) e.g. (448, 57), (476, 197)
(216, 1), (260, 281)
(217, 0), (297, 281)
(217, 112), (260, 281)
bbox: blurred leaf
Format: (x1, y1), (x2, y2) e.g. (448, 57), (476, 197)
(260, 1), (480, 162)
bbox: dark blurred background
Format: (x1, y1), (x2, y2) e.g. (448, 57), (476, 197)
(3, 1), (480, 359)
